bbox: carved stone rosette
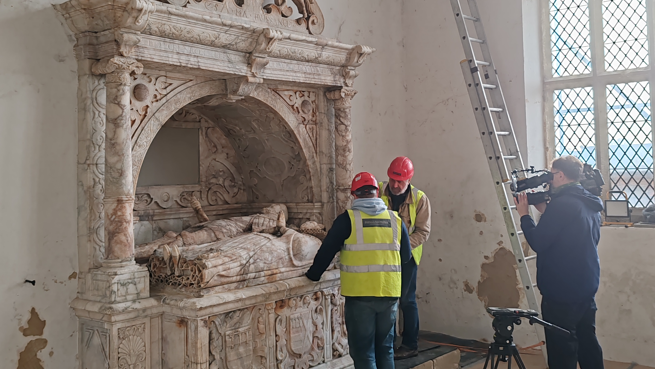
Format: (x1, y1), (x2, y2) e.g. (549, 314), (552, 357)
(326, 88), (357, 216)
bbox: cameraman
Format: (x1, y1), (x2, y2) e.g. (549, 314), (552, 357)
(514, 156), (604, 369)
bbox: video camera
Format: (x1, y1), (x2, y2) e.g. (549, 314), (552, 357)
(510, 164), (604, 205)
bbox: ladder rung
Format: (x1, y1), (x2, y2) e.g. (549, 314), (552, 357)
(470, 37), (484, 43)
(525, 255), (537, 261)
(517, 230), (524, 236)
(496, 131), (510, 136)
(462, 14), (478, 21)
(482, 84), (497, 89)
(509, 205), (517, 210)
(489, 107), (504, 113)
(504, 155), (517, 160)
(476, 60), (490, 66)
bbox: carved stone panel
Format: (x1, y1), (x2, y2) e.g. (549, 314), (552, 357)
(118, 323), (148, 369)
(275, 292), (325, 369)
(209, 304), (274, 369)
(325, 288), (348, 359)
(81, 324), (110, 369)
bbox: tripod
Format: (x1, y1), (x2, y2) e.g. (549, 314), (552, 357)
(483, 308), (570, 369)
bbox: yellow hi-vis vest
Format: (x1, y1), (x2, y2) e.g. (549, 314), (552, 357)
(379, 182), (426, 265)
(340, 210), (403, 297)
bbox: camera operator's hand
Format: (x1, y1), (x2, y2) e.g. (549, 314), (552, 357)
(514, 193), (530, 217)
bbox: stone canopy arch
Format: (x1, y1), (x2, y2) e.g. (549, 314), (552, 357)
(130, 79), (321, 203)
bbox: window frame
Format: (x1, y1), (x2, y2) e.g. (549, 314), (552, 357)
(542, 0), (655, 210)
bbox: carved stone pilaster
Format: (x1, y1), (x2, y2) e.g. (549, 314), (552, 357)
(93, 56), (143, 265)
(326, 88), (357, 215)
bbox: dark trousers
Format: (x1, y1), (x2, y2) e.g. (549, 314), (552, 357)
(541, 298), (604, 369)
(345, 297), (398, 369)
(394, 258), (419, 350)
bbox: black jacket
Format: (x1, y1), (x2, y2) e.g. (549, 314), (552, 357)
(305, 211), (412, 282)
(520, 184), (604, 303)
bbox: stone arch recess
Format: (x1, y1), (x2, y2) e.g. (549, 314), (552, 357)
(131, 80), (321, 202)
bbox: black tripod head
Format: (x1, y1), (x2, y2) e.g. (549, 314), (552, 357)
(487, 307), (571, 344)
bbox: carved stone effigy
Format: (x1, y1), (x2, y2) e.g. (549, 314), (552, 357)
(55, 0), (373, 368)
(139, 203), (329, 295)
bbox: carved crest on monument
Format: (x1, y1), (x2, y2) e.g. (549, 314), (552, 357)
(275, 292), (325, 368)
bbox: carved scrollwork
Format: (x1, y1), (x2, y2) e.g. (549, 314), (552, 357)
(275, 292), (325, 369)
(117, 324), (147, 369)
(115, 29), (142, 57)
(325, 288), (348, 358)
(92, 56), (144, 85)
(130, 73), (194, 136)
(273, 90), (318, 154)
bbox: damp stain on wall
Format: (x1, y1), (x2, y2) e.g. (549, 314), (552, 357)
(19, 308), (46, 337)
(463, 280), (475, 294)
(17, 338), (48, 369)
(476, 247), (520, 309)
(474, 210), (487, 223)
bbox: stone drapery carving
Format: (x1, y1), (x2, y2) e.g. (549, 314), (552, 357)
(117, 324), (147, 369)
(275, 292), (326, 368)
(141, 203), (326, 294)
(274, 90), (318, 154)
(326, 88), (357, 216)
(93, 55), (144, 264)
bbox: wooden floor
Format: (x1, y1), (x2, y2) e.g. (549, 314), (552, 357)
(464, 351), (654, 369)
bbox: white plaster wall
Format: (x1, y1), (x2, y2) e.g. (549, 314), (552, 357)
(0, 0), (79, 368)
(596, 227), (655, 366)
(402, 0), (539, 345)
(321, 1), (407, 177)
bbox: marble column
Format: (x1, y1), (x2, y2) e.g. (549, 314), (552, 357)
(326, 88), (357, 215)
(92, 56), (143, 266)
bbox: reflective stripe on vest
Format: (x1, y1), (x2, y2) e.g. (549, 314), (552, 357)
(340, 210), (402, 297)
(379, 182), (426, 265)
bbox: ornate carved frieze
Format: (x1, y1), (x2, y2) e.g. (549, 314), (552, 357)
(275, 292), (325, 368)
(327, 88), (357, 215)
(117, 324), (147, 369)
(274, 89), (318, 154)
(89, 77), (107, 267)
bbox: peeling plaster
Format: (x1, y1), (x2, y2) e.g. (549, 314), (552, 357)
(474, 211), (487, 222)
(463, 280), (475, 294)
(68, 272), (77, 280)
(477, 247), (520, 309)
(19, 308), (46, 337)
(17, 338), (48, 369)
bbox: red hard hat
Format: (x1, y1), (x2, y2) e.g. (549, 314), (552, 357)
(351, 172), (379, 193)
(387, 156), (414, 181)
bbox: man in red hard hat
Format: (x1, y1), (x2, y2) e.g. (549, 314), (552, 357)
(306, 172), (412, 369)
(379, 157), (432, 359)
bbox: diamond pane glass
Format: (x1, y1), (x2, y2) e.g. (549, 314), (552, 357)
(554, 87), (596, 166)
(550, 0), (592, 77)
(607, 81), (654, 207)
(602, 0), (649, 71)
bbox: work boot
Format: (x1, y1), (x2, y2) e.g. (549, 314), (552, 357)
(394, 346), (418, 360)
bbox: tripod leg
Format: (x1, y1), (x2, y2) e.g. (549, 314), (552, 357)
(482, 351), (491, 369)
(494, 356), (501, 369)
(508, 352), (512, 369)
(512, 349), (528, 369)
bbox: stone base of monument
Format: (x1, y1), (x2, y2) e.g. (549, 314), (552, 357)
(158, 269), (350, 369)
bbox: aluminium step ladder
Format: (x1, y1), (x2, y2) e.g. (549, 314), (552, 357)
(449, 0), (548, 362)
